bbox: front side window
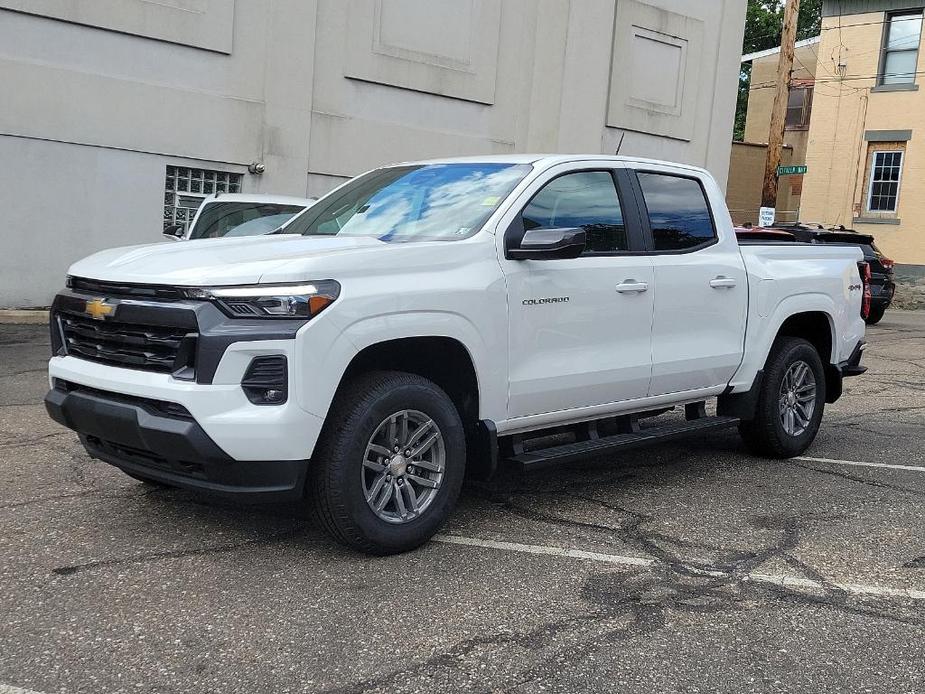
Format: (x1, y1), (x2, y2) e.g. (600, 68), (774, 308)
(637, 173), (716, 251)
(880, 12), (923, 85)
(522, 171), (627, 253)
(867, 150), (904, 212)
(282, 163), (530, 242)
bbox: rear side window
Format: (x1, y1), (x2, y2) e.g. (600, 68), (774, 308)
(637, 173), (716, 251)
(522, 171), (627, 253)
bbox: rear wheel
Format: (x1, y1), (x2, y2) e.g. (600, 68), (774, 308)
(865, 304), (886, 325)
(309, 371), (466, 554)
(739, 337), (826, 458)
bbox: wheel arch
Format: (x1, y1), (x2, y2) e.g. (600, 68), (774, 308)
(721, 307), (840, 419)
(341, 336), (480, 428)
(338, 335), (496, 478)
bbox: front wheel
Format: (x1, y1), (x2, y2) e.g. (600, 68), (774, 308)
(309, 371), (466, 555)
(739, 337), (826, 458)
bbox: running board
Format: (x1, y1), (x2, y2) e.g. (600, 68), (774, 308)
(508, 416), (740, 472)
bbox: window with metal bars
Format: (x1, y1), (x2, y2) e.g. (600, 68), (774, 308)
(163, 166), (243, 233)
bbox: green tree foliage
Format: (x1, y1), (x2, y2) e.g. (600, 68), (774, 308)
(734, 0), (822, 140)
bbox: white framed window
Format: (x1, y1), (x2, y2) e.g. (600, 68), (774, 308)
(880, 11), (923, 86)
(867, 150), (904, 213)
(164, 166), (243, 233)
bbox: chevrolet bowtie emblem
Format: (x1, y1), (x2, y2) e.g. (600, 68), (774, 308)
(85, 298), (115, 321)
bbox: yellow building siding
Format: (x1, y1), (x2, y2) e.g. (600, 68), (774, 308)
(730, 43), (816, 225)
(801, 13), (925, 264)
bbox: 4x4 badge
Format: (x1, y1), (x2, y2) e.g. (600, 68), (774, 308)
(85, 298), (115, 320)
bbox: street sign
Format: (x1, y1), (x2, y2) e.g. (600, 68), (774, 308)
(777, 165), (808, 176)
(759, 207), (776, 228)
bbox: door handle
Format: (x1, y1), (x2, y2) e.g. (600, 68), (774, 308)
(616, 281), (648, 294)
(709, 276), (737, 289)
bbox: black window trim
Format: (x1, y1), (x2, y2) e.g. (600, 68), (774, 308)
(503, 167), (648, 259)
(629, 169), (720, 256)
(877, 9), (924, 88)
(784, 84), (813, 131)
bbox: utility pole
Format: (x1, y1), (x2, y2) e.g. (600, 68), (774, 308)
(760, 0), (800, 226)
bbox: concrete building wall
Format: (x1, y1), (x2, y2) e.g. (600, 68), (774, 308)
(0, 0), (747, 307)
(802, 10), (925, 265)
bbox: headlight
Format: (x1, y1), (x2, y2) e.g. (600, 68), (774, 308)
(182, 280), (340, 319)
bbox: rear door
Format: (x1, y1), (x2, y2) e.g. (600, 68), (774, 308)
(628, 166), (748, 396)
(499, 163), (655, 418)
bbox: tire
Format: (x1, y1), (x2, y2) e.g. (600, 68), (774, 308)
(309, 370), (466, 555)
(739, 337), (826, 459)
(865, 304), (886, 325)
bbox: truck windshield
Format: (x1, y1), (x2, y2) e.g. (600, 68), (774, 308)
(190, 202), (307, 239)
(281, 163), (531, 242)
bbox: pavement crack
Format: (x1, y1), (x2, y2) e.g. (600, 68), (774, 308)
(50, 526), (307, 576)
(0, 431), (70, 450)
(793, 462), (925, 499)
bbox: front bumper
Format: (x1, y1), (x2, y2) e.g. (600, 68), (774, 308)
(48, 351), (324, 462)
(45, 383), (309, 501)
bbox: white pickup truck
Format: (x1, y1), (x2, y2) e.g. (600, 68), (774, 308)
(45, 155), (868, 554)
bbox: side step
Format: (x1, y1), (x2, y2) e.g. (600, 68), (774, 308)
(508, 416), (740, 472)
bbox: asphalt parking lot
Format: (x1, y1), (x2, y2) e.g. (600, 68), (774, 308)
(2, 313), (925, 694)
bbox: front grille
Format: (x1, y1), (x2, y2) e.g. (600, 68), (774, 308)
(69, 276), (185, 301)
(58, 311), (196, 374)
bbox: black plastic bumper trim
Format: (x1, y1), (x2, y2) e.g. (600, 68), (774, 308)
(840, 341), (867, 377)
(44, 386), (308, 502)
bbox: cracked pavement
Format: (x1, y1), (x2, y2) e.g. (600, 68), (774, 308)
(1, 313), (925, 693)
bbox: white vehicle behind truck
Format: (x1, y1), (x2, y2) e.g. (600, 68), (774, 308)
(46, 155), (868, 554)
(165, 193), (316, 241)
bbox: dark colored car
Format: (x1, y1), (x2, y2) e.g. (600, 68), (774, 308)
(735, 223), (895, 324)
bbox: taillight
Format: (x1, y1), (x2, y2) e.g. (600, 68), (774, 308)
(880, 257), (894, 270)
(858, 261), (872, 319)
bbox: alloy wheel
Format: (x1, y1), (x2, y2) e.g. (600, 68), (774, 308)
(362, 409), (445, 524)
(778, 360), (817, 437)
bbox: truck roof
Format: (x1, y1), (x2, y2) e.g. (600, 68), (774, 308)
(396, 153), (710, 175)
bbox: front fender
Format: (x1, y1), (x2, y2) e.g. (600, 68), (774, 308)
(293, 310), (504, 436)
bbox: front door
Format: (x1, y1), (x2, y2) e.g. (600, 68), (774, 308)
(499, 166), (655, 418)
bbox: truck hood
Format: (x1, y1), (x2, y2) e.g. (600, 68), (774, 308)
(68, 235), (386, 286)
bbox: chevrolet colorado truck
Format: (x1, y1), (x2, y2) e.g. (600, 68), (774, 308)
(45, 155), (868, 554)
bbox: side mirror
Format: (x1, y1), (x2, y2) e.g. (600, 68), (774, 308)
(508, 227), (586, 260)
(163, 224), (185, 241)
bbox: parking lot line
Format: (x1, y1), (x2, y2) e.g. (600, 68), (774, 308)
(795, 456), (925, 474)
(435, 535), (925, 601)
(435, 534), (656, 567)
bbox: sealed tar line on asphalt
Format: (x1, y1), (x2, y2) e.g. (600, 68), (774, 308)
(434, 535), (925, 601)
(795, 455), (925, 474)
